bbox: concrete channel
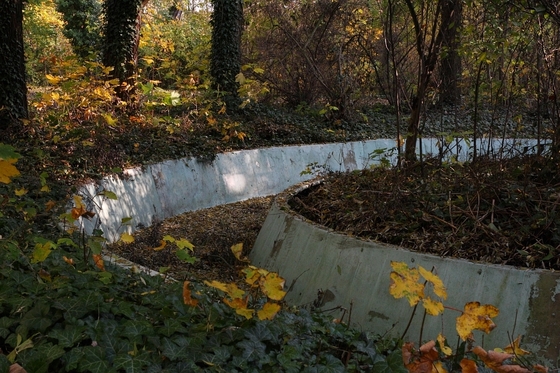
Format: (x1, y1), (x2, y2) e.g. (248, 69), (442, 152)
(73, 137), (557, 365)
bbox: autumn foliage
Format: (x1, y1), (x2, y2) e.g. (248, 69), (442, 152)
(390, 261), (548, 373)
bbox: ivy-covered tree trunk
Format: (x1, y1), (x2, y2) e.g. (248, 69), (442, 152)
(55, 0), (102, 60)
(210, 0), (243, 105)
(0, 0), (28, 134)
(102, 0), (148, 103)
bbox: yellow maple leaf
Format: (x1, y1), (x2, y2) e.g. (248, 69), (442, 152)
(242, 265), (261, 286)
(422, 297), (444, 316)
(223, 296), (254, 319)
(259, 272), (287, 301)
(45, 74), (62, 85)
(32, 242), (52, 263)
(231, 243), (249, 262)
(204, 280), (229, 292)
(0, 159), (20, 184)
(437, 333), (453, 356)
(175, 237), (194, 251)
(183, 281), (199, 307)
(45, 200), (56, 212)
(257, 302), (281, 321)
(15, 188), (27, 196)
(502, 335), (529, 356)
(456, 302), (499, 340)
(204, 280), (245, 299)
(389, 261), (424, 306)
(418, 266), (447, 299)
(120, 232), (135, 244)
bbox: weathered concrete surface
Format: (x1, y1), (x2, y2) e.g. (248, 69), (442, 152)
(76, 137), (539, 243)
(250, 189), (560, 366)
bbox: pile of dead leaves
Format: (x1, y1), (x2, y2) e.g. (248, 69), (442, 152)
(290, 154), (560, 270)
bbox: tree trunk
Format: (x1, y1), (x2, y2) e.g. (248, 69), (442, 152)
(210, 0), (244, 106)
(439, 0), (462, 106)
(0, 0), (28, 135)
(102, 0), (148, 103)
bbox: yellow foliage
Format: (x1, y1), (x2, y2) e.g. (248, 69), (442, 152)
(257, 302), (281, 321)
(259, 272), (287, 301)
(501, 335), (529, 356)
(456, 302), (499, 340)
(422, 297), (444, 316)
(0, 159), (21, 184)
(389, 261), (424, 306)
(418, 266), (447, 300)
(120, 233), (135, 244)
(152, 240), (167, 251)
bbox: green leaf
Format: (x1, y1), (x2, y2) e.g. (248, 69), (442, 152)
(0, 355), (9, 373)
(21, 302), (52, 333)
(99, 190), (118, 200)
(161, 337), (188, 361)
(121, 320), (153, 344)
(158, 319), (188, 337)
(176, 249), (197, 264)
(0, 317), (16, 339)
(113, 351), (152, 372)
(0, 144), (21, 160)
(48, 326), (86, 348)
(79, 347), (109, 373)
(373, 350), (408, 373)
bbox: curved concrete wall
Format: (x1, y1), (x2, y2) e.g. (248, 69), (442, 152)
(76, 137), (540, 244)
(250, 183), (560, 366)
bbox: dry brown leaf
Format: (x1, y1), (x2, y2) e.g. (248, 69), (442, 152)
(460, 358), (478, 373)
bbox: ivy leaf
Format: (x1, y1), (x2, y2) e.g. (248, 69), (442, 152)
(48, 326), (86, 348)
(257, 302), (281, 320)
(456, 302), (499, 340)
(389, 261), (424, 306)
(0, 159), (20, 184)
(161, 338), (188, 361)
(79, 347), (109, 373)
(259, 272), (286, 301)
(183, 281), (199, 307)
(113, 351), (152, 372)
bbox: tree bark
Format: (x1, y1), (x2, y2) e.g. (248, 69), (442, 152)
(0, 0), (28, 135)
(439, 0), (462, 106)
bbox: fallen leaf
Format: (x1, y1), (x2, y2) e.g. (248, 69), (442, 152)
(231, 242), (249, 262)
(14, 188), (27, 196)
(257, 302), (281, 320)
(9, 363), (28, 373)
(63, 256), (75, 266)
(0, 159), (20, 184)
(120, 232), (134, 244)
(223, 296), (254, 319)
(183, 281), (199, 307)
(175, 238), (194, 251)
(93, 254), (105, 271)
(153, 240), (167, 251)
(472, 346), (520, 372)
(502, 335), (529, 356)
(402, 340), (442, 373)
(260, 272), (287, 301)
(460, 358), (478, 373)
(456, 302), (499, 340)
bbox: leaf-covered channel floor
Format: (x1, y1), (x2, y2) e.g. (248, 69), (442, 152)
(111, 155), (560, 283)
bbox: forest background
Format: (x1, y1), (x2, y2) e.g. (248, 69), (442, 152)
(1, 0), (560, 372)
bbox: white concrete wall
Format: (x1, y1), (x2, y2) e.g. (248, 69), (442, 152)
(75, 137), (540, 244)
